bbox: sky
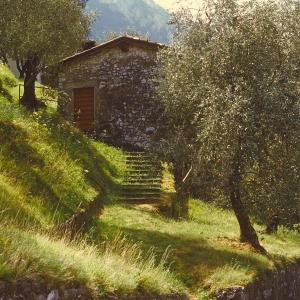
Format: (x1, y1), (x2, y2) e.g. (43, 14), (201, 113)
(153, 0), (187, 10)
(153, 0), (203, 11)
(153, 0), (250, 10)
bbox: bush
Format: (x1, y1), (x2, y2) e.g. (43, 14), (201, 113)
(0, 65), (18, 102)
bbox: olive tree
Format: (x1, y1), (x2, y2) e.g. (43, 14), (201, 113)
(0, 0), (95, 109)
(153, 0), (300, 252)
(98, 27), (150, 43)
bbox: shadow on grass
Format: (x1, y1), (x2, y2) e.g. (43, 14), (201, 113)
(43, 111), (119, 182)
(0, 178), (44, 228)
(96, 211), (271, 292)
(0, 87), (14, 103)
(43, 113), (125, 209)
(0, 118), (123, 225)
(0, 121), (78, 221)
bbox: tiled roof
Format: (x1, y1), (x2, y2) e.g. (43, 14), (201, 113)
(62, 35), (165, 64)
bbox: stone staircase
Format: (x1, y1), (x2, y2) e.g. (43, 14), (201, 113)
(120, 151), (163, 203)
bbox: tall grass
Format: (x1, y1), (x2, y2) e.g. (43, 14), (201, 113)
(0, 66), (182, 297)
(0, 224), (182, 296)
(2, 64), (300, 300)
(0, 64), (19, 103)
(96, 199), (300, 298)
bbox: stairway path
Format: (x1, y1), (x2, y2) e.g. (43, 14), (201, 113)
(119, 150), (163, 204)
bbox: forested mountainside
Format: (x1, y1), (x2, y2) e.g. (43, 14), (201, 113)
(86, 0), (173, 43)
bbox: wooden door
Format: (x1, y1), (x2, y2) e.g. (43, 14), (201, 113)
(74, 87), (94, 133)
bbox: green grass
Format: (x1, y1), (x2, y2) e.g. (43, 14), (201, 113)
(96, 199), (300, 298)
(1, 64), (300, 299)
(0, 64), (19, 103)
(0, 64), (183, 297)
(0, 226), (180, 296)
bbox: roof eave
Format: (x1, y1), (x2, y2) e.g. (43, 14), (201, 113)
(62, 36), (165, 65)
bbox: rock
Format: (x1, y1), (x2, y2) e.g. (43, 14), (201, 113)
(21, 282), (32, 294)
(37, 294), (47, 300)
(64, 289), (77, 300)
(76, 286), (91, 299)
(32, 282), (46, 294)
(145, 127), (154, 134)
(47, 290), (59, 300)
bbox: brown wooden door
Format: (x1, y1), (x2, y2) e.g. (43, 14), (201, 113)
(74, 87), (94, 133)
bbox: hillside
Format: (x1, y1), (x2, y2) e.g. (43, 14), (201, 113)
(86, 0), (173, 43)
(0, 64), (182, 298)
(1, 65), (300, 299)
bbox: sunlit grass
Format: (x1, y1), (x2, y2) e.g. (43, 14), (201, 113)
(97, 198), (300, 298)
(0, 64), (57, 107)
(0, 66), (182, 297)
(1, 65), (300, 299)
(203, 261), (253, 292)
(0, 64), (19, 103)
(0, 224), (183, 296)
(0, 102), (123, 223)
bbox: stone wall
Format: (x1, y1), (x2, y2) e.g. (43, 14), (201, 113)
(0, 279), (188, 300)
(215, 260), (300, 300)
(59, 43), (160, 148)
(2, 261), (300, 300)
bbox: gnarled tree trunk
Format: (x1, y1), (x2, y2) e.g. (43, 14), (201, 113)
(20, 56), (39, 110)
(16, 59), (26, 79)
(229, 172), (266, 253)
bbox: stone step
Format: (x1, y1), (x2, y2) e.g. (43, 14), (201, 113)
(122, 184), (162, 188)
(126, 167), (161, 172)
(123, 178), (162, 182)
(124, 177), (160, 182)
(120, 150), (163, 204)
(124, 178), (162, 182)
(120, 190), (160, 195)
(126, 167), (162, 173)
(124, 179), (162, 184)
(125, 156), (161, 162)
(125, 171), (162, 177)
(118, 197), (161, 204)
(121, 187), (160, 195)
(126, 158), (154, 162)
(126, 161), (161, 166)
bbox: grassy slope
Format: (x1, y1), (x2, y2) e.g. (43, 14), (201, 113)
(1, 64), (300, 299)
(0, 65), (181, 297)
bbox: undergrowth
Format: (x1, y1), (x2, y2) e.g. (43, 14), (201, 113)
(1, 64), (300, 300)
(0, 64), (183, 297)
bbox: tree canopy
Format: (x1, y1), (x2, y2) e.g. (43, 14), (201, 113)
(98, 26), (151, 43)
(153, 0), (300, 251)
(0, 0), (95, 109)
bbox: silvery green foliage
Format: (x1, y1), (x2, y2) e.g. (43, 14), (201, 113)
(0, 0), (96, 79)
(99, 27), (151, 43)
(155, 0), (300, 226)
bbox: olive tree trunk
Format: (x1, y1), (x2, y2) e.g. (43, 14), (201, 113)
(20, 57), (39, 109)
(229, 170), (265, 253)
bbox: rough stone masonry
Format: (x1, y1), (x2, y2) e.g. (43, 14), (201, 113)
(0, 279), (188, 300)
(59, 37), (163, 149)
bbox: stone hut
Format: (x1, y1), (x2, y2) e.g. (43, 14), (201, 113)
(58, 36), (164, 148)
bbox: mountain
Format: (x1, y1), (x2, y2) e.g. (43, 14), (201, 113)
(86, 0), (173, 43)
